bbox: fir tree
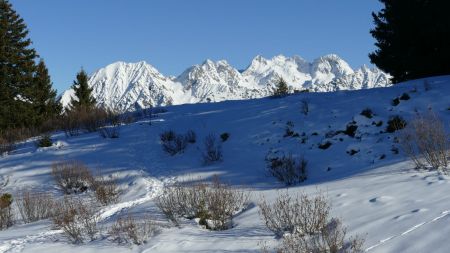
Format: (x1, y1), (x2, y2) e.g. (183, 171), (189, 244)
(273, 77), (289, 97)
(370, 0), (450, 83)
(69, 69), (96, 111)
(31, 60), (61, 124)
(0, 0), (38, 129)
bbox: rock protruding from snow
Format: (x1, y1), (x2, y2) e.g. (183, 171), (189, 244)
(60, 54), (391, 112)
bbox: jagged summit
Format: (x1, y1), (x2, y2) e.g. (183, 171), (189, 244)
(60, 54), (392, 112)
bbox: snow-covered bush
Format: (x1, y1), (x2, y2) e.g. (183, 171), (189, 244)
(16, 191), (55, 223)
(386, 115), (406, 133)
(109, 214), (159, 245)
(266, 151), (307, 185)
(160, 130), (188, 155)
(398, 111), (449, 171)
(260, 192), (365, 253)
(277, 218), (365, 253)
(52, 196), (99, 243)
(0, 193), (13, 230)
(156, 176), (249, 230)
(52, 161), (94, 194)
(259, 191), (329, 237)
(91, 176), (120, 206)
(202, 134), (223, 164)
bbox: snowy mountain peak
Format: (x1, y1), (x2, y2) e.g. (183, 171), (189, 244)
(60, 54), (392, 112)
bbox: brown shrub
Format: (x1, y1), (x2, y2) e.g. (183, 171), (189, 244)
(109, 214), (159, 245)
(156, 176), (249, 230)
(52, 196), (99, 243)
(0, 193), (14, 230)
(160, 130), (188, 155)
(91, 176), (120, 206)
(202, 134), (223, 164)
(16, 191), (55, 223)
(398, 111), (449, 171)
(52, 161), (94, 194)
(266, 153), (307, 185)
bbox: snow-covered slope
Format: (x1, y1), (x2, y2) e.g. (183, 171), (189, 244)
(1, 76), (449, 252)
(60, 54), (391, 112)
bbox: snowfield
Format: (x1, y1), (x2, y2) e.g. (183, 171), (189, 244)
(1, 76), (449, 252)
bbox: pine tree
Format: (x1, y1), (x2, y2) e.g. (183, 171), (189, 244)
(370, 0), (450, 83)
(273, 77), (289, 97)
(31, 60), (61, 125)
(69, 69), (96, 111)
(0, 0), (38, 129)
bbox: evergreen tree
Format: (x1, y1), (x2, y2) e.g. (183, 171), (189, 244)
(273, 77), (289, 97)
(69, 69), (96, 111)
(31, 60), (61, 124)
(370, 0), (450, 83)
(0, 0), (38, 129)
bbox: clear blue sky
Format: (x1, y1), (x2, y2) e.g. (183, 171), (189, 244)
(10, 0), (383, 93)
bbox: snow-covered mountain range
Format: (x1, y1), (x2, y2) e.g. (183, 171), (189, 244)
(60, 54), (391, 112)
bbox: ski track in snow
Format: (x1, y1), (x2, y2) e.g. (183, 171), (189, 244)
(365, 210), (450, 251)
(0, 172), (163, 253)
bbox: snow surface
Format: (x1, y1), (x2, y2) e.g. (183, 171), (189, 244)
(2, 75), (449, 252)
(59, 54), (391, 112)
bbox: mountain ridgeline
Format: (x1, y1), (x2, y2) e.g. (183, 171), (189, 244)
(60, 54), (392, 112)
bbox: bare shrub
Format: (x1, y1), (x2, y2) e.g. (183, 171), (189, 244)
(360, 108), (373, 119)
(109, 214), (159, 245)
(0, 137), (15, 155)
(99, 110), (122, 139)
(260, 192), (365, 253)
(278, 218), (365, 253)
(386, 115), (407, 133)
(202, 134), (223, 164)
(398, 111), (449, 171)
(16, 191), (55, 223)
(61, 110), (82, 137)
(52, 196), (99, 243)
(259, 191), (330, 237)
(301, 99), (309, 116)
(62, 107), (110, 136)
(36, 134), (52, 147)
(52, 161), (94, 194)
(0, 193), (14, 230)
(266, 153), (308, 185)
(185, 130), (196, 143)
(91, 176), (120, 205)
(156, 176), (249, 230)
(160, 130), (188, 155)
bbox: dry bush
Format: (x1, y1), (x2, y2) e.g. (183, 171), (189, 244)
(16, 191), (55, 223)
(266, 153), (308, 186)
(260, 192), (365, 253)
(386, 115), (407, 133)
(277, 218), (365, 253)
(398, 112), (449, 171)
(202, 134), (223, 164)
(99, 110), (122, 138)
(0, 127), (35, 154)
(259, 191), (330, 237)
(156, 176), (249, 230)
(91, 176), (120, 206)
(62, 107), (110, 136)
(109, 214), (159, 245)
(0, 193), (14, 230)
(36, 134), (52, 147)
(52, 196), (99, 243)
(52, 161), (94, 194)
(160, 130), (188, 155)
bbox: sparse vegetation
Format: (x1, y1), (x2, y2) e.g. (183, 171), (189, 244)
(52, 161), (94, 194)
(386, 115), (407, 133)
(91, 176), (120, 205)
(391, 97), (400, 106)
(399, 92), (410, 100)
(52, 196), (99, 243)
(318, 141), (332, 150)
(156, 176), (249, 230)
(109, 213), (159, 245)
(36, 134), (52, 147)
(16, 191), (55, 223)
(202, 134), (223, 164)
(99, 110), (122, 138)
(301, 99), (309, 116)
(360, 108), (373, 119)
(259, 192), (365, 252)
(397, 111), (449, 171)
(266, 152), (307, 185)
(0, 193), (14, 230)
(160, 130), (188, 156)
(185, 130), (197, 143)
(344, 123), (358, 137)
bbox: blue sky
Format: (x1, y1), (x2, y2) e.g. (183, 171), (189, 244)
(10, 0), (383, 93)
